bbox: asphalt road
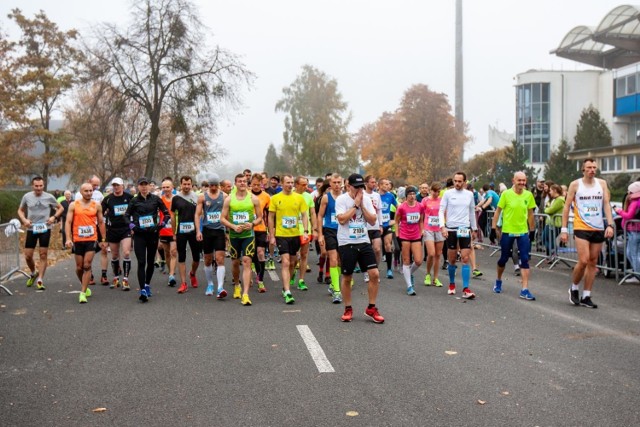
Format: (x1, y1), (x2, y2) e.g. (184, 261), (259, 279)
(1, 246), (639, 426)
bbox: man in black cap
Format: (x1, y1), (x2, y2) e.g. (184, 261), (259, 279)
(334, 173), (384, 324)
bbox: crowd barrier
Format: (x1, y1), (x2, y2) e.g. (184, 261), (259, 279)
(0, 221), (29, 296)
(477, 210), (621, 281)
(618, 219), (640, 285)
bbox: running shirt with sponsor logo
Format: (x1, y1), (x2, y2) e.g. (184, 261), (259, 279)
(101, 193), (132, 229)
(439, 188), (477, 230)
(335, 193), (374, 246)
(322, 192), (339, 230)
(496, 188), (536, 235)
(171, 192), (199, 234)
(19, 191), (59, 232)
(202, 191), (226, 231)
(269, 192), (307, 237)
(572, 179), (605, 231)
(363, 191), (382, 230)
(379, 192), (397, 228)
(228, 192), (255, 239)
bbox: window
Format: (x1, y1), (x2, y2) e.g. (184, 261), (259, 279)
(628, 154), (640, 171)
(627, 74), (637, 96)
(516, 82), (551, 163)
(617, 77), (626, 97)
(601, 156), (622, 172)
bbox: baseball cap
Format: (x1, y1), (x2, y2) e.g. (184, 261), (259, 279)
(347, 173), (365, 188)
(207, 173), (221, 186)
(111, 177), (124, 186)
(137, 177), (150, 185)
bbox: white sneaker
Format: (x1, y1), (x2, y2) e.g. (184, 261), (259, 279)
(364, 272), (369, 282)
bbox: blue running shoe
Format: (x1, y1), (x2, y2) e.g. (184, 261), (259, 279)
(205, 285), (214, 296)
(407, 285), (416, 296)
(387, 269), (393, 279)
(519, 288), (536, 301)
(144, 284), (152, 297)
(139, 288), (148, 303)
(493, 280), (502, 294)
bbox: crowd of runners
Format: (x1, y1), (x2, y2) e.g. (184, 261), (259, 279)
(16, 158), (629, 322)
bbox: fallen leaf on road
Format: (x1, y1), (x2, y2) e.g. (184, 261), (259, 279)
(92, 407), (107, 413)
(445, 351), (458, 355)
(12, 308), (27, 315)
(346, 411), (359, 417)
(501, 391), (510, 395)
(271, 344), (278, 348)
(477, 400), (486, 405)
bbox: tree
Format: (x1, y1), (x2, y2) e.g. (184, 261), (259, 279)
(90, 0), (252, 179)
(494, 139), (538, 185)
(544, 139), (575, 185)
(263, 143), (289, 176)
(0, 9), (84, 188)
(574, 105), (612, 150)
(276, 65), (358, 176)
(463, 147), (509, 184)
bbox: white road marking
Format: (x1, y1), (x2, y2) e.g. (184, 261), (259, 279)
(267, 270), (279, 282)
(296, 325), (335, 373)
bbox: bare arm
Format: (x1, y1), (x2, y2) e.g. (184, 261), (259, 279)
(194, 194), (205, 239)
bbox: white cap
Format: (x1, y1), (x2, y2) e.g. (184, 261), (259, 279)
(111, 177), (124, 186)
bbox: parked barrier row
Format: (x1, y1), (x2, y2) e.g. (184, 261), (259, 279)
(0, 221), (29, 296)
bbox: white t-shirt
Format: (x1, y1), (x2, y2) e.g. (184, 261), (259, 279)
(363, 191), (382, 230)
(438, 188), (477, 230)
(335, 192), (374, 246)
(75, 189), (104, 204)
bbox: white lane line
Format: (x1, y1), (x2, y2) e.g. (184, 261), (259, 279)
(267, 270), (280, 282)
(296, 325), (335, 373)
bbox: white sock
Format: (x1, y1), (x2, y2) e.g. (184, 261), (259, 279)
(571, 283), (579, 291)
(216, 266), (226, 290)
(410, 262), (419, 274)
(204, 265), (214, 287)
(403, 265), (412, 288)
(582, 290), (591, 298)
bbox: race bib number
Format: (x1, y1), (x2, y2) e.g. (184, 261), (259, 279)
(583, 203), (600, 217)
(206, 211), (221, 223)
(456, 227), (470, 238)
(179, 222), (195, 233)
(282, 216), (297, 229)
(78, 225), (95, 238)
(330, 213), (337, 225)
(428, 216), (439, 227)
(407, 213), (420, 224)
(382, 213), (390, 224)
(113, 204), (128, 216)
(32, 223), (47, 234)
(139, 215), (154, 228)
(349, 221), (366, 239)
(233, 212), (249, 224)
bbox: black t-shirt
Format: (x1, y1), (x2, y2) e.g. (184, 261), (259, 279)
(102, 193), (133, 228)
(171, 192), (199, 234)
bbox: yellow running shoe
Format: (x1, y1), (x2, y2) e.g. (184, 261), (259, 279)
(79, 292), (88, 303)
(233, 284), (241, 299)
(85, 287), (92, 297)
(241, 294), (252, 306)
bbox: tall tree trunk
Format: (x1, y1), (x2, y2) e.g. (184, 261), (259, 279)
(145, 112), (160, 179)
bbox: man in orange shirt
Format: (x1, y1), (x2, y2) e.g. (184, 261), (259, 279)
(250, 173), (271, 292)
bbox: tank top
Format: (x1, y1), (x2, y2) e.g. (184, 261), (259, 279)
(203, 191), (225, 231)
(322, 192), (339, 230)
(573, 179), (605, 231)
(159, 195), (173, 237)
(229, 192), (255, 239)
(72, 200), (99, 242)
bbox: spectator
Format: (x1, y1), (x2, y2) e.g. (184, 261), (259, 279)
(543, 184), (565, 261)
(615, 182), (640, 282)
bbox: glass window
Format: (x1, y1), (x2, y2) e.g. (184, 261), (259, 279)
(628, 74), (637, 95)
(542, 84), (550, 103)
(617, 78), (626, 97)
(627, 154), (636, 170)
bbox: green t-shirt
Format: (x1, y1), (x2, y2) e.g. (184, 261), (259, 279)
(228, 192), (255, 239)
(497, 188), (535, 234)
(298, 191), (313, 234)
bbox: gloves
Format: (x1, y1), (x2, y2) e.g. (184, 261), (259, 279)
(4, 219), (23, 237)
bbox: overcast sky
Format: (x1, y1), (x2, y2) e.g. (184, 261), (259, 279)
(2, 0), (624, 172)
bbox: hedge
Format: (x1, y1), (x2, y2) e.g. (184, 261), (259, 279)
(0, 191), (25, 223)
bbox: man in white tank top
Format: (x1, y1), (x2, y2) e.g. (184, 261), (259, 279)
(561, 158), (614, 309)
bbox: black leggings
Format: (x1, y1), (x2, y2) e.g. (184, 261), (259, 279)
(133, 232), (159, 289)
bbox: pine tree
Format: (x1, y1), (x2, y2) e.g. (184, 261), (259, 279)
(574, 105), (612, 150)
(544, 139), (576, 184)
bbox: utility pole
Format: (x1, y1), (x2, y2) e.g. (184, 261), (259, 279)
(455, 0), (464, 163)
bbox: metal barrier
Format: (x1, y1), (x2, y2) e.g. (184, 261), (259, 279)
(0, 221), (29, 295)
(618, 218), (640, 285)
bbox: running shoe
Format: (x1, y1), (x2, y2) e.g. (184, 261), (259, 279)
(332, 291), (342, 304)
(26, 271), (38, 287)
(79, 292), (87, 304)
(189, 271), (198, 288)
(139, 288), (148, 303)
(514, 266), (521, 277)
(407, 286), (416, 296)
(424, 274), (432, 286)
(217, 289), (228, 299)
(433, 278), (443, 287)
(341, 307), (353, 322)
(354, 265), (361, 273)
(233, 285), (241, 299)
(85, 287), (92, 297)
(324, 275), (331, 285)
(111, 278), (119, 289)
(519, 288), (536, 301)
(122, 278), (130, 291)
(283, 291), (295, 304)
(306, 264), (311, 273)
(364, 272), (370, 282)
(297, 280), (308, 291)
(168, 276), (177, 287)
(205, 285), (214, 296)
(442, 261), (449, 271)
(472, 269), (483, 278)
(317, 273), (323, 283)
(88, 275), (96, 286)
(144, 284), (152, 297)
(448, 284), (456, 295)
(364, 306), (385, 323)
(493, 280), (502, 294)
(462, 288), (476, 299)
(241, 294), (252, 306)
(100, 276), (109, 286)
(154, 260), (161, 268)
(580, 296), (598, 309)
(258, 282), (266, 293)
(568, 288), (580, 305)
(36, 279), (45, 291)
(387, 269), (394, 279)
(177, 283), (188, 294)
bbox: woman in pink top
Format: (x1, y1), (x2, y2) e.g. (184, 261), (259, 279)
(396, 186), (425, 295)
(422, 182), (445, 287)
(615, 182), (640, 276)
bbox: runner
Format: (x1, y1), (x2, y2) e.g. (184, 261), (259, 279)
(363, 175), (383, 283)
(101, 177), (133, 290)
(65, 183), (107, 303)
(171, 176), (201, 294)
(378, 179), (398, 279)
(125, 177), (171, 303)
(158, 179), (178, 287)
(249, 173), (270, 293)
(439, 171), (477, 299)
(294, 176), (316, 291)
(220, 173), (262, 305)
(422, 182), (444, 287)
(561, 158), (614, 308)
(17, 176), (64, 290)
(491, 172), (536, 300)
(396, 186), (425, 296)
(317, 173), (343, 303)
(268, 174), (309, 304)
(336, 174), (384, 323)
(74, 175), (107, 285)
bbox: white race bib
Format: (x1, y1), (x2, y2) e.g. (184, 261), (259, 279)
(206, 211), (221, 223)
(139, 215), (154, 229)
(456, 227), (470, 238)
(348, 221), (366, 239)
(282, 216), (297, 229)
(179, 222), (195, 233)
(78, 225), (95, 238)
(113, 204), (128, 216)
(382, 213), (390, 224)
(428, 216), (439, 227)
(407, 213), (420, 224)
(32, 223), (47, 234)
(233, 212), (249, 224)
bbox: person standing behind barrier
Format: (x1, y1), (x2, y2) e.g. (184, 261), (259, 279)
(543, 184), (565, 261)
(478, 184), (499, 244)
(65, 183), (107, 303)
(491, 172), (536, 300)
(615, 182), (640, 280)
(17, 176), (64, 290)
(125, 177), (171, 303)
(561, 158), (614, 309)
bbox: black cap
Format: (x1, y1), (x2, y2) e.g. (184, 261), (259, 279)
(405, 186), (417, 195)
(137, 177), (149, 185)
(347, 173), (365, 188)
